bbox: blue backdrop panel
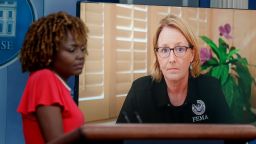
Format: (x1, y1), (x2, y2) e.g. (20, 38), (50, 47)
(5, 61), (28, 144)
(0, 0), (79, 144)
(199, 0), (210, 8)
(249, 0), (256, 10)
(0, 0), (34, 144)
(0, 69), (7, 144)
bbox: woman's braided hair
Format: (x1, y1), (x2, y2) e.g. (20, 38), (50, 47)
(20, 11), (88, 72)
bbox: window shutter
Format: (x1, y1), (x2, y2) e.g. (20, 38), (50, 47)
(110, 4), (148, 116)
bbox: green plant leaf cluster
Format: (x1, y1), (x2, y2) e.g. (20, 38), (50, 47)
(200, 35), (255, 123)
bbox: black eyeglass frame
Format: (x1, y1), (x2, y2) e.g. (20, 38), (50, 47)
(154, 45), (193, 58)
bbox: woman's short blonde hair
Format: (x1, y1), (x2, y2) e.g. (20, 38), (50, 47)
(151, 14), (201, 82)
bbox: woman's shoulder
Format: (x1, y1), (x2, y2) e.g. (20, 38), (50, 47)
(130, 75), (154, 91)
(193, 75), (222, 93)
(29, 69), (55, 80)
(133, 75), (153, 85)
(30, 69), (54, 76)
(27, 69), (59, 86)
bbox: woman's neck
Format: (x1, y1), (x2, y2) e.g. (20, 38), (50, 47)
(49, 68), (69, 82)
(165, 74), (189, 106)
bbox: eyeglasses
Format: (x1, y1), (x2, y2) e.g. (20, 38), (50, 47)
(154, 46), (192, 58)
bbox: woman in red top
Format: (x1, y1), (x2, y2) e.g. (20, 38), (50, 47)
(17, 11), (88, 144)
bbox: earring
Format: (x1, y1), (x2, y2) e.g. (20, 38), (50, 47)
(189, 63), (193, 70)
(47, 59), (52, 65)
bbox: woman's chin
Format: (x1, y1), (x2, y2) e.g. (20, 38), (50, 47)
(164, 74), (182, 82)
(74, 70), (83, 76)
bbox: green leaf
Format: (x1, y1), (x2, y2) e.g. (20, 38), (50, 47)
(200, 36), (221, 60)
(220, 64), (229, 85)
(227, 48), (239, 60)
(201, 57), (219, 67)
(221, 76), (246, 123)
(229, 60), (253, 123)
(210, 64), (229, 85)
(218, 38), (229, 63)
(235, 62), (253, 100)
(237, 57), (249, 65)
(222, 75), (236, 107)
(227, 58), (238, 64)
(235, 52), (242, 59)
(206, 57), (219, 65)
(210, 65), (223, 79)
(201, 57), (219, 71)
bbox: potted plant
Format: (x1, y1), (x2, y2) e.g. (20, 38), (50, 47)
(200, 23), (256, 123)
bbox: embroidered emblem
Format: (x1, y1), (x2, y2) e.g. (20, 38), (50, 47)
(192, 100), (205, 115)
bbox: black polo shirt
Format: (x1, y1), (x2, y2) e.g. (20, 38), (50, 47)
(116, 75), (234, 124)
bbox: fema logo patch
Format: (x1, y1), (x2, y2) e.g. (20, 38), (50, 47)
(0, 0), (34, 68)
(192, 100), (206, 115)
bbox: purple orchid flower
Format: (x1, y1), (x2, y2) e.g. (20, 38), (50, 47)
(219, 23), (232, 39)
(200, 47), (212, 64)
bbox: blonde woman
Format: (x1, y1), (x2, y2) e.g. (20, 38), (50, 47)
(117, 14), (234, 124)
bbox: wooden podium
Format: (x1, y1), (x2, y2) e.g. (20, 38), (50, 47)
(47, 124), (256, 144)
